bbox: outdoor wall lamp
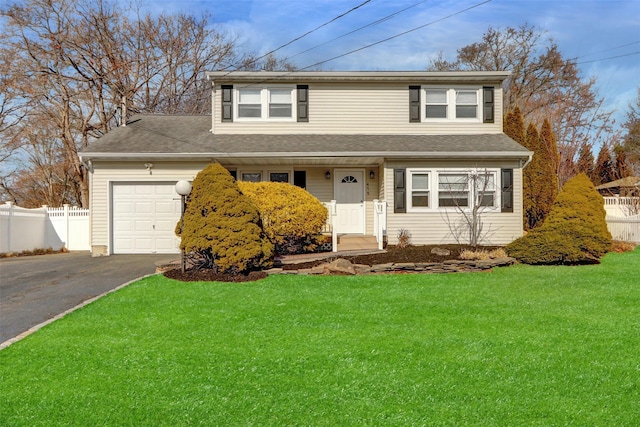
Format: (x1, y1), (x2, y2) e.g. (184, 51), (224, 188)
(369, 170), (375, 179)
(144, 162), (154, 174)
(325, 171), (331, 179)
(175, 180), (192, 274)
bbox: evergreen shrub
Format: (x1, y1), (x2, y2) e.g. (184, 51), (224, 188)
(237, 181), (328, 254)
(507, 173), (612, 264)
(177, 163), (273, 273)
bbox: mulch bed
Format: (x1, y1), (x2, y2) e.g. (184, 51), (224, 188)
(164, 268), (268, 283)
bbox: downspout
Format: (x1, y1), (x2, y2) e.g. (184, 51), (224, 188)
(521, 151), (534, 169)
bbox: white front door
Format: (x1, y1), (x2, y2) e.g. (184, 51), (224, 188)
(112, 183), (182, 254)
(334, 169), (365, 234)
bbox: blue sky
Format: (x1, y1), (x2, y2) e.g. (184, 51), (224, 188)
(140, 0), (640, 134)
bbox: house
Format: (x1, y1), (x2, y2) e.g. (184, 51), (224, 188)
(595, 176), (640, 197)
(80, 71), (532, 256)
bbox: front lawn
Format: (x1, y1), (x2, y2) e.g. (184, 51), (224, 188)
(1, 248), (639, 426)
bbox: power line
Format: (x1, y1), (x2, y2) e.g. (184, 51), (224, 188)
(223, 0), (372, 72)
(572, 41), (640, 60)
(285, 0), (431, 62)
(575, 51), (640, 65)
(299, 0), (492, 71)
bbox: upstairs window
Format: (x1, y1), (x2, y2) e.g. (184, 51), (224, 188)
(235, 86), (295, 120)
(238, 89), (262, 118)
(268, 89), (292, 118)
(425, 89), (448, 119)
(455, 90), (478, 118)
(423, 87), (482, 121)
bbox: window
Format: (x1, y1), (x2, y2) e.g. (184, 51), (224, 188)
(269, 172), (289, 183)
(402, 169), (501, 212)
(241, 172), (262, 182)
(268, 89), (292, 118)
(409, 171), (430, 208)
(423, 87), (481, 121)
(475, 172), (496, 207)
(455, 90), (478, 118)
(235, 86), (294, 120)
(238, 89), (262, 118)
(425, 89), (448, 119)
(438, 173), (469, 207)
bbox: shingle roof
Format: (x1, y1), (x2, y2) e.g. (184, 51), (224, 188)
(80, 115), (531, 160)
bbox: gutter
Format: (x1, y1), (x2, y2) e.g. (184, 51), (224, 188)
(80, 150), (532, 161)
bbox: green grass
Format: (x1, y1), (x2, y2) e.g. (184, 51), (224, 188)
(1, 249), (639, 426)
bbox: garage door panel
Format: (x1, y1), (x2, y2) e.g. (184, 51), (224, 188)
(113, 183), (182, 254)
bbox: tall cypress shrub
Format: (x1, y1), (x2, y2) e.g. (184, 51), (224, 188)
(524, 120), (559, 229)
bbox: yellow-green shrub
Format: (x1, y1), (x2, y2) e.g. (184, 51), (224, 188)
(507, 173), (611, 264)
(177, 163), (273, 273)
(237, 181), (328, 254)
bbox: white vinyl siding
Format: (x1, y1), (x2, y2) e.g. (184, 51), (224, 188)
(216, 82), (503, 135)
(384, 161), (524, 246)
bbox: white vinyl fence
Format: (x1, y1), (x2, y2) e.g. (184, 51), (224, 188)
(606, 214), (640, 243)
(0, 202), (90, 253)
(603, 197), (640, 243)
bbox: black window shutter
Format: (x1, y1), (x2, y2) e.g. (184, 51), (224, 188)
(409, 86), (420, 123)
(221, 85), (233, 122)
(501, 168), (513, 212)
(394, 168), (406, 213)
(483, 86), (494, 123)
(297, 85), (309, 122)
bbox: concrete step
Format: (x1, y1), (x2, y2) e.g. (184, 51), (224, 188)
(337, 235), (379, 251)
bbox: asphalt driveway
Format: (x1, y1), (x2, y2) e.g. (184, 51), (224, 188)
(0, 252), (175, 345)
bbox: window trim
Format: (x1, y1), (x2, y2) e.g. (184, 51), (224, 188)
(405, 168), (501, 212)
(421, 86), (483, 122)
(234, 85), (297, 121)
(407, 168), (431, 211)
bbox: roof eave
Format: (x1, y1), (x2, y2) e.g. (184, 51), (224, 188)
(206, 70), (511, 84)
(81, 150), (532, 161)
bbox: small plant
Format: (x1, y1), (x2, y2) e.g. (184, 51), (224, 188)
(396, 228), (412, 249)
(610, 240), (637, 253)
(459, 248), (507, 260)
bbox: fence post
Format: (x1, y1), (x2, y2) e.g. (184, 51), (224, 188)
(63, 204), (70, 249)
(6, 201), (14, 252)
(330, 200), (338, 252)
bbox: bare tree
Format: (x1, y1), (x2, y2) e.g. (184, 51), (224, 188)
(440, 169), (497, 247)
(428, 24), (614, 186)
(0, 0), (247, 207)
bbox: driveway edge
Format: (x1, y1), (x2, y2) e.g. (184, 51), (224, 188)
(0, 273), (157, 351)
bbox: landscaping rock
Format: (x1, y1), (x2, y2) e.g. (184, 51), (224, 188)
(431, 247), (451, 256)
(324, 258), (356, 275)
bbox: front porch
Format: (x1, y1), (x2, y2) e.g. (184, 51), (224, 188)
(324, 199), (387, 252)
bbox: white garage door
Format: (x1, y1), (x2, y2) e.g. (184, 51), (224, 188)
(112, 183), (182, 254)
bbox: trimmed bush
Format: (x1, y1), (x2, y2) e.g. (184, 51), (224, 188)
(507, 173), (611, 264)
(177, 163), (273, 273)
(237, 181), (328, 254)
